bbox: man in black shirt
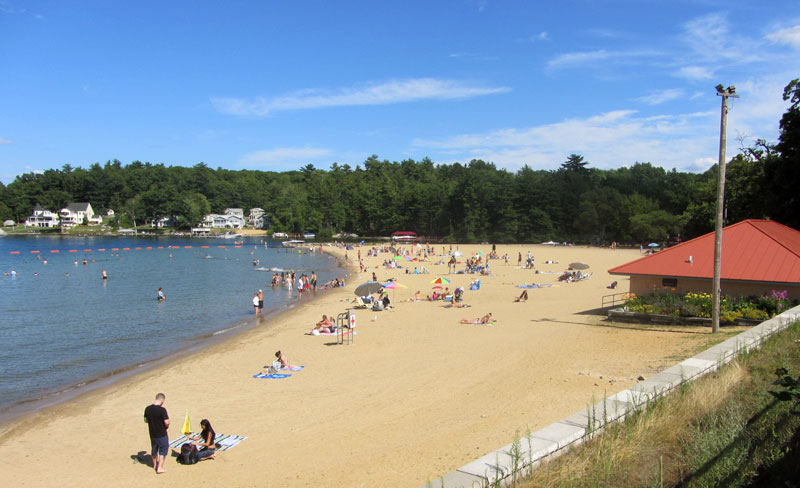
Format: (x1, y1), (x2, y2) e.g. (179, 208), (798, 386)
(143, 393), (170, 474)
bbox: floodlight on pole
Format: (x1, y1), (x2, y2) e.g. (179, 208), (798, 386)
(711, 85), (739, 333)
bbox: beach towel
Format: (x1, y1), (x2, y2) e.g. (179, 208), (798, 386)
(472, 321), (497, 326)
(516, 284), (552, 289)
(281, 365), (304, 372)
(169, 433), (247, 452)
(252, 372), (292, 379)
(309, 330), (357, 336)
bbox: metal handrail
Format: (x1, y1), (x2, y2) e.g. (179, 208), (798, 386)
(601, 292), (631, 309)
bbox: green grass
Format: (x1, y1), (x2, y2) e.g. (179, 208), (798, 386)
(511, 319), (800, 488)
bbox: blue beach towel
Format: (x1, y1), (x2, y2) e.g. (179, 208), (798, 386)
(252, 373), (291, 379)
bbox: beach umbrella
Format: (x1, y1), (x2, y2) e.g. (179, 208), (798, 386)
(181, 409), (192, 435)
(431, 277), (451, 285)
(383, 280), (407, 299)
(648, 243), (659, 247)
(569, 262), (590, 270)
(354, 281), (384, 297)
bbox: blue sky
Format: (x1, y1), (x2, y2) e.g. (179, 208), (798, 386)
(1, 1), (799, 184)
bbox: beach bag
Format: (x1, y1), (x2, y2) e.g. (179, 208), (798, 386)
(178, 443), (198, 465)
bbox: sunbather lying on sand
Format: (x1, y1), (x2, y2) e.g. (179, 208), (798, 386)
(514, 290), (528, 302)
(460, 313), (492, 324)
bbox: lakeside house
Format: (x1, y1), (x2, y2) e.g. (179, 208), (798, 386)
(224, 208), (244, 218)
(60, 202), (99, 228)
(201, 210), (245, 229)
(608, 219), (800, 301)
(248, 207), (270, 229)
(24, 204), (60, 228)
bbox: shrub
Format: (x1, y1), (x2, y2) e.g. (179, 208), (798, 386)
(719, 310), (743, 323)
(683, 292), (713, 318)
(740, 307), (769, 321)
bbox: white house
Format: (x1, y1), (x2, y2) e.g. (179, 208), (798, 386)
(25, 205), (60, 228)
(248, 208), (270, 228)
(224, 208), (244, 219)
(60, 202), (95, 228)
(201, 213), (244, 229)
(154, 217), (174, 228)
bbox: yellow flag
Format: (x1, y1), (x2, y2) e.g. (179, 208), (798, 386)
(181, 409), (191, 435)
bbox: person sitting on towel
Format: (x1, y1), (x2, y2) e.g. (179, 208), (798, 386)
(312, 315), (332, 334)
(190, 419), (217, 461)
(275, 350), (288, 369)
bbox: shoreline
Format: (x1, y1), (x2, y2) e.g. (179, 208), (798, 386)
(0, 245), (350, 427)
(0, 243), (723, 487)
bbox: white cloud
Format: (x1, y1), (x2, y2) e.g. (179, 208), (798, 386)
(0, 136), (11, 144)
(212, 78), (510, 116)
(413, 108), (726, 173)
(239, 147), (331, 167)
(523, 31), (550, 42)
(676, 66), (714, 81)
(635, 88), (684, 106)
(546, 49), (662, 71)
(766, 25), (800, 50)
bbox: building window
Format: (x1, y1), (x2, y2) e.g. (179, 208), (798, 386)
(662, 278), (677, 288)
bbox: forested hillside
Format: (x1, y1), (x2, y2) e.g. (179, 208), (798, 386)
(1, 79), (797, 244)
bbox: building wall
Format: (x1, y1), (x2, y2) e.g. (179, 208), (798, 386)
(628, 276), (800, 301)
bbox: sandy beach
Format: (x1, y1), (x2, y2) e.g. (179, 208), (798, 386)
(0, 244), (729, 487)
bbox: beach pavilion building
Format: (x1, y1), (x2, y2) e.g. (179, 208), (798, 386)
(608, 219), (800, 301)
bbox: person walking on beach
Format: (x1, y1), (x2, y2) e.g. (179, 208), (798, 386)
(144, 393), (170, 474)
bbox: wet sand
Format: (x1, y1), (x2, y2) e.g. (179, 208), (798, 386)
(0, 244), (722, 487)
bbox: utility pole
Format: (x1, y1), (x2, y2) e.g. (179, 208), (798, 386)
(712, 85), (739, 333)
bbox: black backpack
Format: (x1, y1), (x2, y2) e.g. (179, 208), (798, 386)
(177, 443), (198, 465)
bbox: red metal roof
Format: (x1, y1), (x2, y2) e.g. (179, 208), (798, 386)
(608, 220), (800, 284)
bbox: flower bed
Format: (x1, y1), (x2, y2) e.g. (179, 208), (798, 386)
(609, 290), (796, 326)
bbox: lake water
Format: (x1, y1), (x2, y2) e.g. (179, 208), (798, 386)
(0, 235), (341, 416)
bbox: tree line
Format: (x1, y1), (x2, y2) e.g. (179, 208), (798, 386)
(1, 79), (797, 243)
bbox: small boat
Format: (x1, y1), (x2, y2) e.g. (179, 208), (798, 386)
(272, 232), (288, 239)
(222, 232), (243, 239)
(302, 232), (316, 239)
(281, 240), (305, 248)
